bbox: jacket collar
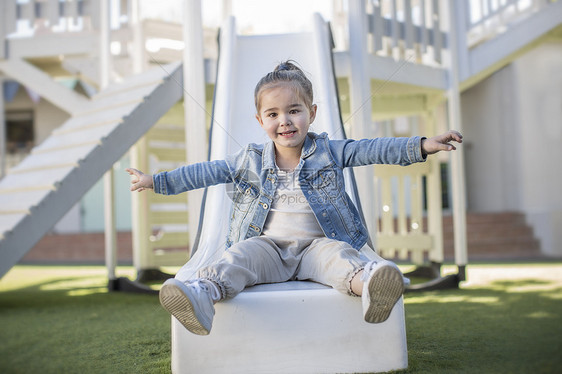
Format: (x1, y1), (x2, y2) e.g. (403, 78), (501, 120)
(301, 132), (317, 159)
(262, 132), (318, 171)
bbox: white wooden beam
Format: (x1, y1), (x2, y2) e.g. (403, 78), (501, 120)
(1, 1), (17, 39)
(0, 76), (5, 179)
(0, 59), (90, 115)
(8, 33), (99, 59)
(129, 0), (148, 273)
(431, 0), (442, 63)
(347, 0), (377, 242)
(333, 51), (448, 91)
(367, 53), (448, 90)
(425, 109), (444, 264)
(46, 0), (60, 26)
(452, 0), (470, 84)
(183, 0), (207, 257)
(0, 0), (7, 178)
(446, 0), (468, 268)
(99, 0), (118, 282)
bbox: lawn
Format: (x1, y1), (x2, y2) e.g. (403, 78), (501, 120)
(0, 263), (561, 374)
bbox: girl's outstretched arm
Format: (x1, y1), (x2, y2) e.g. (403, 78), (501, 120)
(421, 130), (463, 156)
(126, 168), (154, 192)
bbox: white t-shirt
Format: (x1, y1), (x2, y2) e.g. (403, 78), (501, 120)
(262, 169), (325, 239)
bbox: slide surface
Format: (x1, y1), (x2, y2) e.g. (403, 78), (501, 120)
(176, 15), (374, 281)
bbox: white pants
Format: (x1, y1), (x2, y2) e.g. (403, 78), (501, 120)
(198, 236), (366, 300)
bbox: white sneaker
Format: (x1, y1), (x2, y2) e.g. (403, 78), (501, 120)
(159, 278), (218, 335)
(361, 260), (406, 324)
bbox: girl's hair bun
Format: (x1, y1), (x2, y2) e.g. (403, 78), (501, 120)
(274, 60), (298, 72)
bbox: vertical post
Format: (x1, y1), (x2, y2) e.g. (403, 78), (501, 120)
(347, 0), (377, 244)
(372, 0), (383, 53)
(0, 0), (7, 179)
(130, 0), (144, 74)
(0, 0), (5, 56)
(100, 0), (117, 282)
(222, 0), (232, 21)
(104, 168), (117, 281)
(391, 0), (399, 52)
(446, 0), (468, 277)
(452, 0), (470, 82)
(130, 136), (150, 271)
(420, 0), (428, 53)
(100, 0), (110, 89)
(0, 76), (5, 180)
(129, 0), (149, 273)
(404, 0), (414, 49)
(425, 109), (444, 264)
(183, 0), (207, 255)
(432, 0), (442, 64)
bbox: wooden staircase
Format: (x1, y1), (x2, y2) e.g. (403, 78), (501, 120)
(443, 212), (542, 261)
(0, 62), (184, 278)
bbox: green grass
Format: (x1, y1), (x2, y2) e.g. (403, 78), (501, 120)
(1, 263), (561, 373)
(401, 264), (562, 374)
(0, 267), (170, 374)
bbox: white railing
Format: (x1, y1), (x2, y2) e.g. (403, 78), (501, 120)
(1, 0), (146, 39)
(366, 0), (447, 65)
(3, 0), (99, 36)
(372, 114), (445, 265)
(357, 0), (556, 66)
(465, 0), (556, 46)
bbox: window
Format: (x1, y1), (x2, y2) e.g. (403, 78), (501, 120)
(5, 110), (34, 169)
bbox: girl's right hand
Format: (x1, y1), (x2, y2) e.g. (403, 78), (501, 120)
(126, 168), (154, 192)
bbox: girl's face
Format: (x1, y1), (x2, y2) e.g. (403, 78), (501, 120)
(255, 83), (317, 153)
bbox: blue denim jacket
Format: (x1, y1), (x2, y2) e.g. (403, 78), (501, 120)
(153, 132), (426, 250)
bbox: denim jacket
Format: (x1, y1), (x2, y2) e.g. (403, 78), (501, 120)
(153, 132), (426, 250)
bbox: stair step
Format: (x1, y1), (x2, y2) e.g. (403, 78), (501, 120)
(445, 238), (540, 251)
(443, 226), (534, 241)
(443, 226), (535, 241)
(442, 212), (542, 260)
(443, 212), (527, 226)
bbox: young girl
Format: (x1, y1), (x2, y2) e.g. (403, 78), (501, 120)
(127, 61), (462, 336)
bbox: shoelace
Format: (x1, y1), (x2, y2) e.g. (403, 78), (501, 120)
(188, 279), (221, 301)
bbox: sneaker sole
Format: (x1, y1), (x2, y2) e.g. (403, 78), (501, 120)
(159, 283), (210, 336)
(364, 265), (405, 323)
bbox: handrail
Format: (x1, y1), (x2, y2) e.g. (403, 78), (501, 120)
(355, 0), (557, 68)
(466, 0), (556, 46)
(365, 0), (447, 65)
(2, 0), (129, 36)
(3, 0), (94, 35)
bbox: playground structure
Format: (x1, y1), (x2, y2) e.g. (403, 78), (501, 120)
(0, 0), (560, 283)
(0, 0), (561, 372)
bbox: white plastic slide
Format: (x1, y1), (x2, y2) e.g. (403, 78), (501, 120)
(171, 14), (408, 374)
(176, 14), (372, 281)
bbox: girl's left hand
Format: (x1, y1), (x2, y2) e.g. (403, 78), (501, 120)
(422, 130), (463, 155)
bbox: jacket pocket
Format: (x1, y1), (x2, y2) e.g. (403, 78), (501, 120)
(230, 179), (259, 212)
(309, 168), (341, 201)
